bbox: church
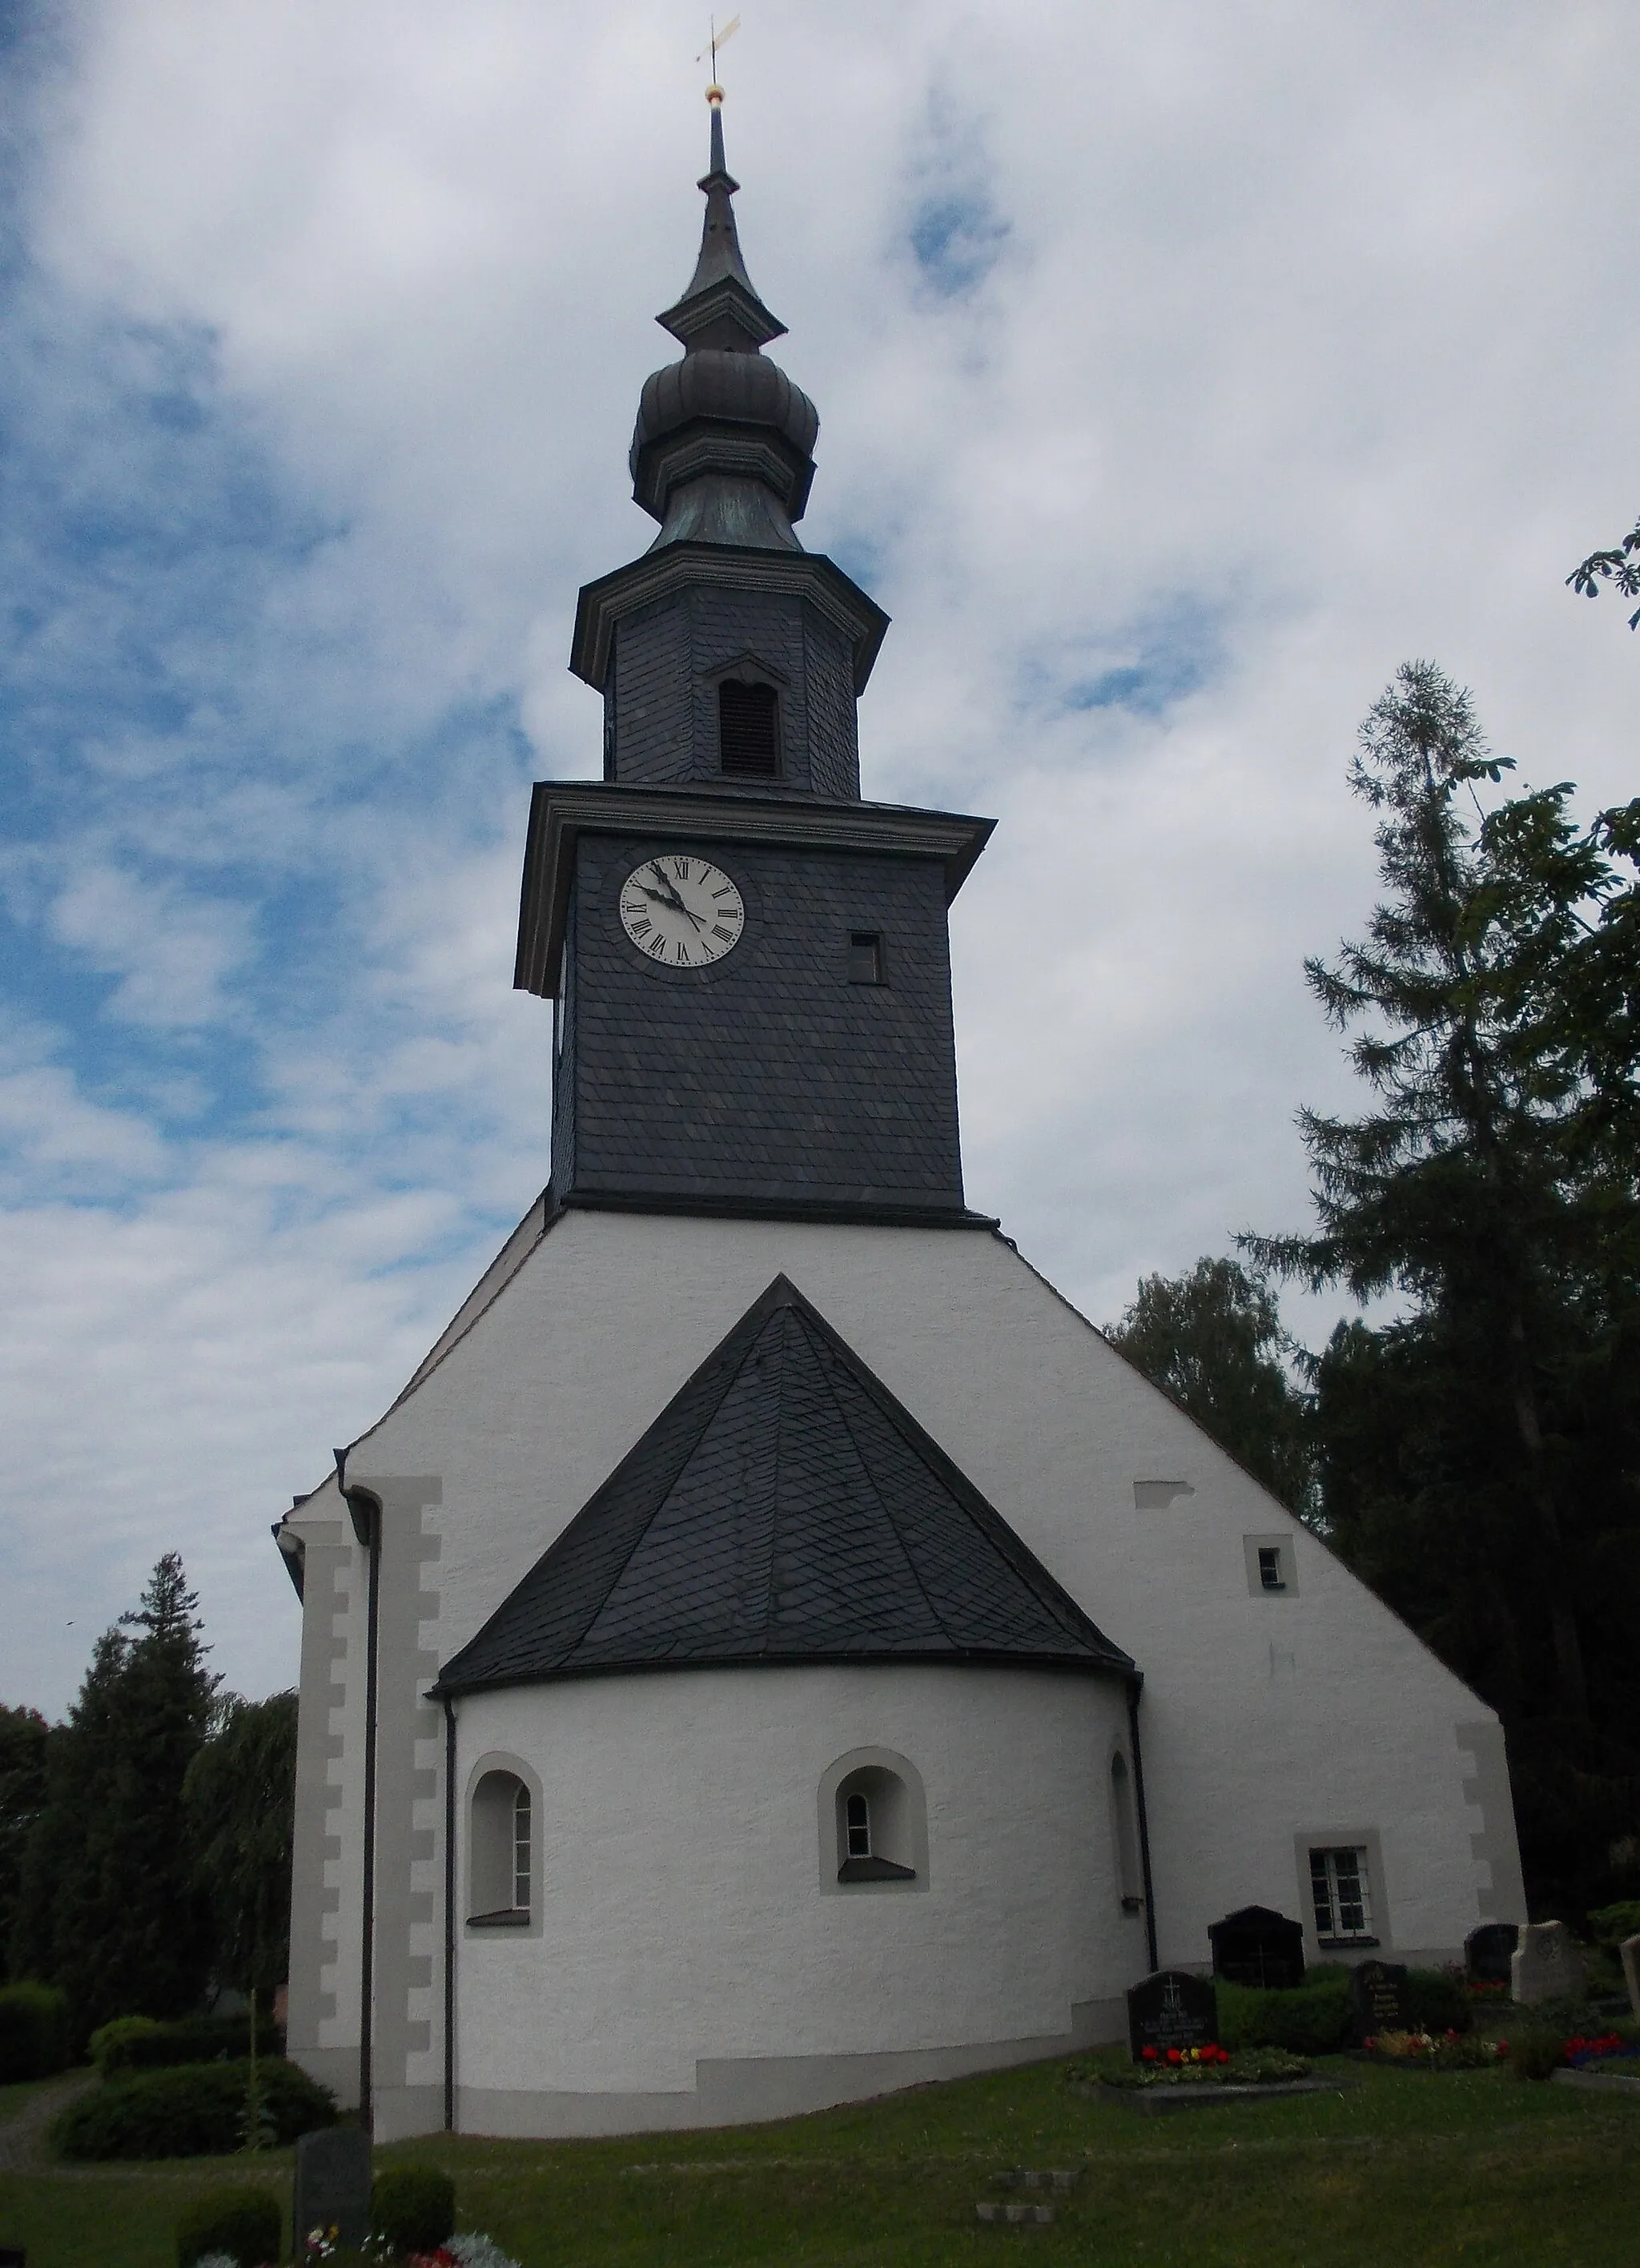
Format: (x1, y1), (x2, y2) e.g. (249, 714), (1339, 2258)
(274, 94), (1526, 2143)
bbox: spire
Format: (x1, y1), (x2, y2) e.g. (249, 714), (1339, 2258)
(657, 90), (786, 353)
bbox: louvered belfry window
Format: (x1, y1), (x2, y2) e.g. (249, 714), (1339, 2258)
(718, 680), (780, 777)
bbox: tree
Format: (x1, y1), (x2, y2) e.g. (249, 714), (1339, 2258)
(1106, 1257), (1316, 1516)
(1569, 516), (1640, 629)
(185, 1690), (298, 2004)
(10, 1554), (219, 2040)
(0, 1704), (50, 1981)
(1247, 660), (1640, 1910)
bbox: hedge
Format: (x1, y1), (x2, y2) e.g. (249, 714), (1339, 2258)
(90, 2013), (280, 2077)
(1214, 1964), (1473, 2053)
(372, 2164), (456, 2253)
(53, 2058), (336, 2161)
(175, 2184), (282, 2266)
(0, 1982), (71, 2081)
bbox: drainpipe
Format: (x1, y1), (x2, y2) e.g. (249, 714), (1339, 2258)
(1126, 1678), (1160, 1973)
(441, 1694), (457, 2133)
(343, 1461), (382, 2137)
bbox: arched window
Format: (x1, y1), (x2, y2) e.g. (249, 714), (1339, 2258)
(468, 1767), (533, 1927)
(1111, 1752), (1144, 1913)
(834, 1765), (916, 1884)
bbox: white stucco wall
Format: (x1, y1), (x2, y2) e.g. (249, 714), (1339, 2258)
(286, 1203), (1523, 2133)
(453, 1664), (1136, 2105)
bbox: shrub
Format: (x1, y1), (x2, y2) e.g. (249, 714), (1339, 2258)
(89, 2015), (166, 2074)
(1586, 1900), (1640, 1951)
(0, 1982), (71, 2081)
(1216, 1972), (1350, 2054)
(53, 2058), (336, 2161)
(1405, 1968), (1473, 2037)
(94, 2015), (276, 2077)
(175, 2185), (282, 2266)
(372, 2163), (456, 2253)
(1508, 2031), (1565, 2081)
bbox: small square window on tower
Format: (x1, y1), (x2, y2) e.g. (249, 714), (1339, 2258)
(718, 680), (781, 777)
(847, 932), (885, 985)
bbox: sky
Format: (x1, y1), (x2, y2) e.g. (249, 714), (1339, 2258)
(2, 0), (1637, 1719)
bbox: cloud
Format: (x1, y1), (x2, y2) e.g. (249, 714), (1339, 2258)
(2, 0), (1638, 1713)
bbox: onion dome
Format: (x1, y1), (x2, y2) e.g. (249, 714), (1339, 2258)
(630, 94), (819, 551)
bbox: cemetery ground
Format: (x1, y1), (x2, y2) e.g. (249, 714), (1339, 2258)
(4, 2053), (1640, 2268)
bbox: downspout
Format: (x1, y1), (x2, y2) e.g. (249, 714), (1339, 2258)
(441, 1694), (457, 2133)
(344, 1462), (382, 2137)
(1126, 1678), (1160, 1973)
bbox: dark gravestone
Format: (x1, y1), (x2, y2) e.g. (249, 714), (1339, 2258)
(1348, 1958), (1411, 2042)
(293, 2125), (372, 2249)
(1127, 1968), (1220, 2061)
(1465, 1922), (1518, 1985)
(1208, 1905), (1306, 1989)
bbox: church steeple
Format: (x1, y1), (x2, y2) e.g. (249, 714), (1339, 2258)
(629, 94), (819, 553)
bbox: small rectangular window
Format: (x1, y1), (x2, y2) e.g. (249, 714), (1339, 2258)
(1258, 1546), (1286, 1591)
(1309, 1845), (1373, 1941)
(1244, 1534), (1297, 1597)
(718, 681), (780, 777)
(847, 931), (884, 984)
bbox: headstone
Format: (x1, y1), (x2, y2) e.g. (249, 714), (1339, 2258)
(1510, 1920), (1584, 2006)
(1620, 1934), (1640, 2021)
(293, 2125), (372, 2250)
(1348, 1958), (1411, 2042)
(1207, 1905), (1306, 1989)
(1465, 1922), (1518, 1984)
(1126, 1968), (1220, 2060)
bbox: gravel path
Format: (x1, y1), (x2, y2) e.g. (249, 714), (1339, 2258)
(0, 2070), (97, 2172)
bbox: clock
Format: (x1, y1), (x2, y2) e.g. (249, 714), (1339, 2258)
(619, 854), (746, 968)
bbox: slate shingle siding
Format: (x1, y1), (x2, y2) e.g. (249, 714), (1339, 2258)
(435, 1276), (1134, 1693)
(605, 584), (860, 798)
(557, 834), (965, 1212)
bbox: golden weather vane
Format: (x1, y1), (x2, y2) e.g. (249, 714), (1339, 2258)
(697, 12), (740, 99)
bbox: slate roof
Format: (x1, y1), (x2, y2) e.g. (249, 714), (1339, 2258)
(433, 1275), (1135, 1695)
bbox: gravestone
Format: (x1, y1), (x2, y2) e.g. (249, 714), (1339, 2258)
(1620, 1934), (1640, 2021)
(1510, 1920), (1584, 2006)
(1465, 1922), (1518, 1985)
(1208, 1905), (1306, 1989)
(293, 2125), (372, 2250)
(1126, 1968), (1220, 2061)
(1348, 1958), (1411, 2042)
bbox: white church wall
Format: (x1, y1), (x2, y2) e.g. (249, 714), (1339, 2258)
(450, 1662), (1136, 2129)
(342, 1204), (1518, 1975)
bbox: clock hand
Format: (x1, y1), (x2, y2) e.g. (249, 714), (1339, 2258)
(647, 865), (705, 927)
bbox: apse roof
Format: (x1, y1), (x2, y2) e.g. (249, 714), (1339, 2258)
(433, 1274), (1135, 1695)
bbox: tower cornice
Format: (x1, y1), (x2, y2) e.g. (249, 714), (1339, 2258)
(513, 779), (994, 998)
(570, 540), (889, 695)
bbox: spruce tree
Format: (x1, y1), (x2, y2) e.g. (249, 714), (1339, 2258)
(0, 1703), (50, 1982)
(1248, 661), (1640, 1908)
(10, 1555), (218, 2037)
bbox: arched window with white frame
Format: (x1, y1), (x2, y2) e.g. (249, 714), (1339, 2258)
(468, 1765), (534, 1928)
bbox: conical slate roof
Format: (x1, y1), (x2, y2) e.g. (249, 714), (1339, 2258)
(434, 1276), (1134, 1695)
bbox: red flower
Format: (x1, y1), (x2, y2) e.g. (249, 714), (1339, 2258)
(1166, 2049), (1182, 2065)
(1141, 2045), (1157, 2060)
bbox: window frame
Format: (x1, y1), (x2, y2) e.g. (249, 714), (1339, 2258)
(1244, 1533), (1299, 1598)
(817, 1746), (930, 1895)
(464, 1751), (545, 1937)
(1293, 1828), (1387, 1952)
(846, 931), (886, 985)
(717, 678), (783, 779)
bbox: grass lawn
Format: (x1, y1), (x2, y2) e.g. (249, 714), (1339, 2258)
(3, 2053), (1638, 2267)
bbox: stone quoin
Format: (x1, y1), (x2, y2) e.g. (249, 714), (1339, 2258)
(273, 90), (1529, 2142)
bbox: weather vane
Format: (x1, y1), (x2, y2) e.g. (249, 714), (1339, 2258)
(697, 12), (740, 102)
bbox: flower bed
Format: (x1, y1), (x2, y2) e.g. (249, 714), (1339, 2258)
(1072, 2045), (1312, 2091)
(298, 2236), (521, 2268)
(1563, 2032), (1640, 2071)
(1359, 2029), (1507, 2071)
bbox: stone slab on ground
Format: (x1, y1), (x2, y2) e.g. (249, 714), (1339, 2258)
(1551, 2067), (1640, 2097)
(1069, 2077), (1345, 2114)
(976, 2201), (1055, 2224)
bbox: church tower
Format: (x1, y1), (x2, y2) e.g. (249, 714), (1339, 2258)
(517, 91), (991, 1220)
(275, 94), (1524, 2147)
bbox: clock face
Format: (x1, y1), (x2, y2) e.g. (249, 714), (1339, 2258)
(619, 855), (746, 969)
